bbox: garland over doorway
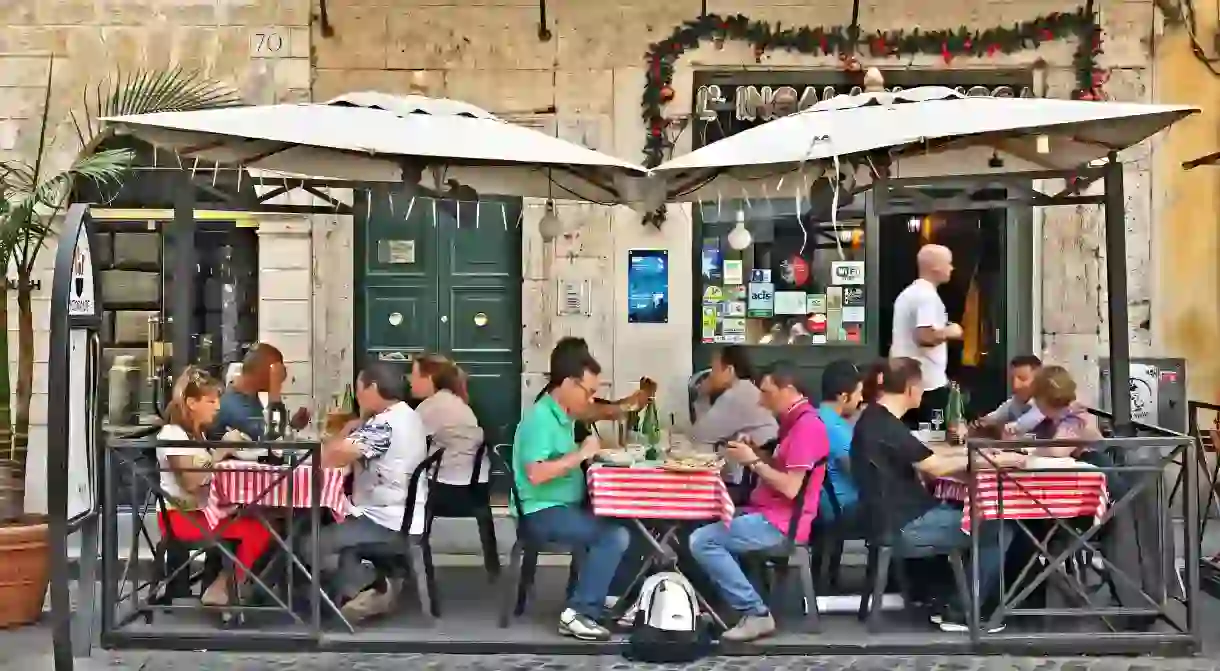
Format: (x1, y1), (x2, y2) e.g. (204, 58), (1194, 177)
(640, 5), (1106, 169)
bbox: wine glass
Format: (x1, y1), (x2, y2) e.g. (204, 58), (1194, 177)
(930, 409), (945, 439)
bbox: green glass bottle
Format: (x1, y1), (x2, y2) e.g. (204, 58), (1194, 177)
(640, 399), (662, 458)
(945, 382), (967, 445)
(341, 383), (357, 415)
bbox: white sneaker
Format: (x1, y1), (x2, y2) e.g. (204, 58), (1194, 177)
(721, 612), (776, 642)
(558, 608), (611, 641)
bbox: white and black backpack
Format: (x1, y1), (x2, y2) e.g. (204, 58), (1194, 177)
(623, 572), (714, 663)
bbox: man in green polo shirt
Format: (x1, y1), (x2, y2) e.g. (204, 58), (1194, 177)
(512, 347), (629, 641)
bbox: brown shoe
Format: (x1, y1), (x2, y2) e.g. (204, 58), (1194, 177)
(339, 578), (402, 624)
(200, 574), (231, 607)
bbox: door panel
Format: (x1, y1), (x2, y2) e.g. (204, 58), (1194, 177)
(436, 197), (522, 446)
(364, 286), (435, 355)
(356, 192), (522, 446)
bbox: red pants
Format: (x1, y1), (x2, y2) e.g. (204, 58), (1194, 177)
(158, 509), (274, 580)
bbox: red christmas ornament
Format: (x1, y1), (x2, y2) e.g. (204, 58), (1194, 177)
(650, 121), (664, 137)
(941, 41), (952, 64)
(963, 37), (973, 50)
(986, 43), (999, 57)
(1041, 28), (1054, 41)
(819, 36), (829, 54)
(659, 85), (675, 103)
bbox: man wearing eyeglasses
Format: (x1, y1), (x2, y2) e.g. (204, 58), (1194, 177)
(513, 346), (629, 641)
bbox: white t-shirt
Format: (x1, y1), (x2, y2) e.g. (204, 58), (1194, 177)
(890, 278), (949, 391)
(156, 424), (206, 510)
(346, 401), (430, 535)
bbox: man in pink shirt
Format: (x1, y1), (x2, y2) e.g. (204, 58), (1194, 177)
(688, 363), (830, 642)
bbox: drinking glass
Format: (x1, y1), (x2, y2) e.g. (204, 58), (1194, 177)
(931, 409), (944, 436)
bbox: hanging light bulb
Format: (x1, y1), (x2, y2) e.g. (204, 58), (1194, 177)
(907, 216), (922, 233)
(727, 210), (753, 250)
(538, 200), (563, 242)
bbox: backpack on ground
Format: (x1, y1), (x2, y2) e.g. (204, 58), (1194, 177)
(622, 572), (714, 663)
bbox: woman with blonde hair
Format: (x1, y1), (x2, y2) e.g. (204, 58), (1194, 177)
(1023, 364), (1102, 457)
(157, 366), (274, 606)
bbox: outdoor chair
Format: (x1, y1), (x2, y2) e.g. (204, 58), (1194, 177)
(856, 455), (970, 632)
(343, 449), (444, 625)
(739, 456), (828, 634)
(809, 472), (867, 592)
(490, 444), (583, 629)
(424, 440), (500, 585)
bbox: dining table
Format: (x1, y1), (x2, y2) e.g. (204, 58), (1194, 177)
(586, 461), (732, 628)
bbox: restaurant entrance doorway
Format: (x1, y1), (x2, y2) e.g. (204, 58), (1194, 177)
(877, 191), (1030, 417)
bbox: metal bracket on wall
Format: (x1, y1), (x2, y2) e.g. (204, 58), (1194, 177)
(537, 0), (552, 41)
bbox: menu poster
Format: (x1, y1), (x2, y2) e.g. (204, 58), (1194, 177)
(701, 239), (723, 283)
(842, 287), (865, 323)
(747, 282), (775, 317)
(773, 291), (808, 315)
(721, 318), (747, 343)
(627, 249), (669, 323)
(723, 259), (744, 285)
(701, 304), (718, 342)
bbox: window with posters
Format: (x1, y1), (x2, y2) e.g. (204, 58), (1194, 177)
(697, 199), (867, 348)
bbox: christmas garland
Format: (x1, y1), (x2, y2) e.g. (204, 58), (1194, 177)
(641, 5), (1106, 169)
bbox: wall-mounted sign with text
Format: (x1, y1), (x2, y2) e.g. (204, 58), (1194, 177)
(695, 83), (1039, 122)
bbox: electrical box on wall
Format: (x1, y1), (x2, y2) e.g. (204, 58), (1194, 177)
(1098, 357), (1187, 434)
(556, 278), (591, 316)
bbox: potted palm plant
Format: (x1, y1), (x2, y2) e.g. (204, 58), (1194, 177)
(0, 58), (242, 627)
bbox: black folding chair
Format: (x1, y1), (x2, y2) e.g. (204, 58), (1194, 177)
(739, 456), (828, 633)
(424, 441), (500, 582)
(345, 449), (444, 624)
(490, 444), (583, 628)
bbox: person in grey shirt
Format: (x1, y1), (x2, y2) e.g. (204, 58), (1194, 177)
(691, 346), (778, 483)
(974, 354), (1044, 436)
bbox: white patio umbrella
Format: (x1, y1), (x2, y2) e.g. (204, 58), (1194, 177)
(102, 91), (650, 204)
(650, 82), (1199, 202)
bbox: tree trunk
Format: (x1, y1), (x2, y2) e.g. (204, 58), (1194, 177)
(12, 271), (33, 515)
(0, 280), (15, 523)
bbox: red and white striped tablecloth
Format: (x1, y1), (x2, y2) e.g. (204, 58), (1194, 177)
(587, 465), (734, 522)
(934, 468), (1108, 532)
(204, 460), (350, 527)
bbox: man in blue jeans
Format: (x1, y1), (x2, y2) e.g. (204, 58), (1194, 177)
(851, 357), (1021, 632)
(512, 347), (629, 641)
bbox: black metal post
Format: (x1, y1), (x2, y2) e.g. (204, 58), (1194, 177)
(1103, 153), (1133, 435)
(170, 171), (196, 376)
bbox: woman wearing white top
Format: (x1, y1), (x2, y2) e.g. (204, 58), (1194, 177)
(156, 367), (274, 606)
(409, 354), (488, 512)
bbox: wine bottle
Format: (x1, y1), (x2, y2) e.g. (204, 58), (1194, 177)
(341, 383), (356, 415)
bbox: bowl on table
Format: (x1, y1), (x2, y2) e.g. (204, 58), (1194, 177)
(596, 444), (647, 467)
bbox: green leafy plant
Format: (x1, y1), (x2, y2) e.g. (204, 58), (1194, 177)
(0, 58), (243, 521)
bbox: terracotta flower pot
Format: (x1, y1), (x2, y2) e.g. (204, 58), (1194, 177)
(0, 520), (49, 628)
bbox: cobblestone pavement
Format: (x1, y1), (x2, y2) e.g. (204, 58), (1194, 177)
(7, 626), (1220, 671)
(76, 651), (1220, 671)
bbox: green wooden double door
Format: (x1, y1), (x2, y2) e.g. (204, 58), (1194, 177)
(355, 191), (523, 446)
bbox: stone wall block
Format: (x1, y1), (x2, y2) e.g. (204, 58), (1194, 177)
(35, 0), (102, 26)
(554, 0), (702, 70)
(555, 69), (614, 116)
(1100, 0), (1155, 68)
(1041, 203), (1104, 336)
(387, 6), (555, 71)
(311, 5), (389, 70)
(556, 115), (614, 155)
(443, 69), (555, 115)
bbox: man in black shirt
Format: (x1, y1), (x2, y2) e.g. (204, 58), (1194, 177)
(851, 357), (1022, 632)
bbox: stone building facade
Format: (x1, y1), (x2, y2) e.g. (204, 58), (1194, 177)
(0, 0), (1184, 511)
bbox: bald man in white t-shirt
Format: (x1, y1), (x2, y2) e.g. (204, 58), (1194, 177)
(889, 244), (964, 427)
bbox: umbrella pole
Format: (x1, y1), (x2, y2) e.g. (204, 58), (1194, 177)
(1102, 151), (1132, 436)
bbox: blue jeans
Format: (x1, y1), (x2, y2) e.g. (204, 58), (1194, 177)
(689, 513), (787, 616)
(522, 504), (630, 619)
(899, 503), (1012, 605)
